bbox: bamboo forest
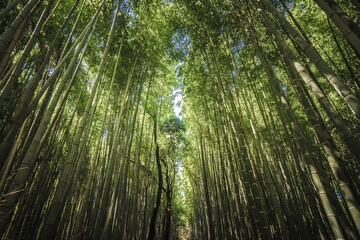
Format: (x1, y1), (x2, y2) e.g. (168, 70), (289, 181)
(1, 0), (360, 239)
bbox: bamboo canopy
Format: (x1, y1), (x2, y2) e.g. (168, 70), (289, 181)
(0, 0), (360, 239)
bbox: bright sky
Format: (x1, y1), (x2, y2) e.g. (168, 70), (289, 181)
(172, 90), (182, 119)
(172, 84), (184, 195)
(173, 61), (184, 119)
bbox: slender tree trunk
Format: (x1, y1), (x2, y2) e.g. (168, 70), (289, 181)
(0, 10), (95, 229)
(0, 0), (54, 108)
(0, 0), (42, 54)
(147, 118), (163, 240)
(0, 0), (24, 19)
(258, 0), (360, 118)
(314, 0), (360, 55)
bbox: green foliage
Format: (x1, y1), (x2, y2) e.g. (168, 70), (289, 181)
(1, 0), (360, 239)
